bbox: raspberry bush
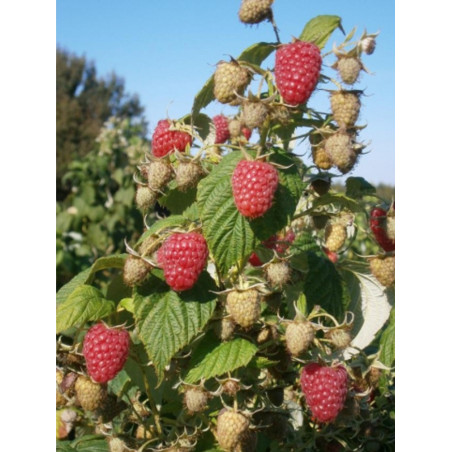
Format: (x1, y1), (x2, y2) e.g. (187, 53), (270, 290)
(57, 6), (394, 452)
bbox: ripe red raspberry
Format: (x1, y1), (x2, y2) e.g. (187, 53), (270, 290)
(151, 119), (192, 157)
(275, 40), (322, 106)
(248, 230), (294, 266)
(300, 363), (348, 423)
(370, 207), (395, 252)
(232, 160), (279, 219)
(213, 114), (230, 144)
(83, 323), (130, 383)
(242, 127), (252, 141)
(158, 232), (209, 291)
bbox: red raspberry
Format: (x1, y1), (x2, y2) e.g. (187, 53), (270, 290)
(82, 323), (130, 383)
(300, 363), (348, 423)
(275, 40), (322, 106)
(370, 207), (395, 252)
(158, 232), (209, 291)
(213, 115), (230, 144)
(241, 127), (252, 141)
(151, 119), (192, 157)
(249, 230), (294, 266)
(232, 160), (279, 219)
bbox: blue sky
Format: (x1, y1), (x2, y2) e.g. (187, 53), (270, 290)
(56, 0), (394, 185)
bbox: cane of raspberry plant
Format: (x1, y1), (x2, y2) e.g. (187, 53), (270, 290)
(158, 232), (209, 291)
(232, 160), (279, 219)
(213, 114), (231, 144)
(275, 40), (322, 106)
(82, 323), (130, 383)
(151, 119), (192, 157)
(213, 60), (252, 105)
(301, 363), (348, 423)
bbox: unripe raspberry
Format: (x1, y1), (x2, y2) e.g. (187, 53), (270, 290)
(123, 255), (152, 287)
(330, 90), (361, 129)
(265, 261), (291, 289)
(312, 144), (333, 170)
(216, 409), (253, 451)
(242, 100), (269, 129)
(238, 0), (273, 24)
(135, 424), (156, 440)
(75, 375), (108, 411)
(226, 289), (261, 329)
(285, 320), (314, 356)
(147, 160), (173, 192)
(183, 387), (209, 414)
(228, 118), (242, 138)
(386, 205), (395, 241)
(107, 437), (127, 452)
(336, 57), (362, 85)
(175, 162), (204, 192)
(135, 185), (157, 211)
(369, 256), (395, 287)
(213, 317), (236, 341)
(326, 328), (352, 349)
(56, 369), (67, 408)
(324, 222), (347, 252)
(325, 132), (357, 174)
(222, 379), (240, 396)
(214, 61), (251, 105)
(138, 234), (159, 257)
(269, 104), (291, 125)
(256, 324), (278, 344)
(213, 114), (231, 144)
(361, 36), (377, 55)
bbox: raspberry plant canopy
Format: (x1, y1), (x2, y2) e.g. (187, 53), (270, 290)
(57, 6), (394, 452)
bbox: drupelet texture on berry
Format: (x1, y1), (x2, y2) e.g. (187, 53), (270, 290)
(151, 119), (192, 157)
(83, 323), (130, 383)
(301, 363), (348, 423)
(213, 114), (231, 144)
(275, 40), (322, 106)
(158, 232), (209, 291)
(232, 160), (279, 219)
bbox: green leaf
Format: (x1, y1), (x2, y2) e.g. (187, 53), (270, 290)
(182, 202), (199, 221)
(56, 285), (115, 333)
(192, 75), (215, 118)
(237, 42), (277, 66)
(136, 215), (189, 247)
(299, 15), (343, 49)
(304, 252), (346, 319)
(198, 152), (257, 274)
(137, 272), (217, 382)
(307, 192), (365, 214)
(185, 338), (258, 384)
(86, 254), (128, 284)
(69, 436), (109, 452)
(198, 151), (305, 274)
(158, 186), (197, 215)
(345, 177), (376, 199)
(181, 112), (212, 141)
(379, 308), (395, 367)
(56, 267), (92, 306)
